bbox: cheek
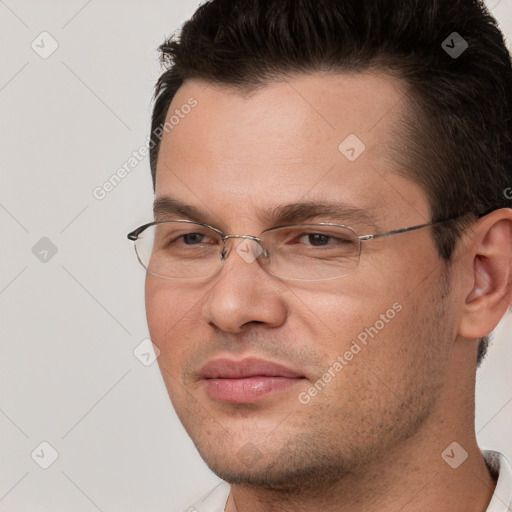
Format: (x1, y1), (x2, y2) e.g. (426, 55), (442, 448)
(144, 278), (200, 363)
(288, 279), (395, 341)
(145, 278), (169, 340)
(311, 297), (438, 417)
(288, 275), (422, 383)
(145, 280), (207, 406)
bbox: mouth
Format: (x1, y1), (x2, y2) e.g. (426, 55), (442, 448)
(200, 357), (307, 404)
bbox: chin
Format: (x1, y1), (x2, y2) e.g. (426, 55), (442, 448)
(194, 434), (355, 494)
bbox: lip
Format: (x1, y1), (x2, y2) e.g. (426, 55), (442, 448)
(200, 357), (306, 403)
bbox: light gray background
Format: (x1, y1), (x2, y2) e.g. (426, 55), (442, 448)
(0, 1), (511, 510)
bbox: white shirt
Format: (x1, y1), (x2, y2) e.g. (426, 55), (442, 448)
(184, 450), (512, 512)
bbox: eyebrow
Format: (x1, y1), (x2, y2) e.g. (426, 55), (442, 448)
(153, 196), (380, 232)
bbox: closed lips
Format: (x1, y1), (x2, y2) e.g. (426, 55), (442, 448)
(200, 358), (305, 379)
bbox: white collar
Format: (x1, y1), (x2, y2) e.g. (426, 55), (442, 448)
(188, 481), (230, 512)
(483, 450), (512, 512)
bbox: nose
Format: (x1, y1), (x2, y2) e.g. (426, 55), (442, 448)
(204, 238), (288, 333)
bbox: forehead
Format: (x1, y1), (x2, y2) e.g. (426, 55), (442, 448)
(155, 72), (429, 229)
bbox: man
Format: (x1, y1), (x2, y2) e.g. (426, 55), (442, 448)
(128, 0), (512, 510)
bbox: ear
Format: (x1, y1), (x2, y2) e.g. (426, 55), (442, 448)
(458, 209), (512, 339)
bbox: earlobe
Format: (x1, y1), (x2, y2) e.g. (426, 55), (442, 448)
(458, 211), (512, 339)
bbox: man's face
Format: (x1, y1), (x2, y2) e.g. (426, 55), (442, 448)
(146, 73), (458, 488)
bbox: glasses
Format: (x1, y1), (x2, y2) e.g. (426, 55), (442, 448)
(127, 217), (462, 282)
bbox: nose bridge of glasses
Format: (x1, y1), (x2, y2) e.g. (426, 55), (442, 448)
(222, 234), (262, 244)
(221, 234), (267, 261)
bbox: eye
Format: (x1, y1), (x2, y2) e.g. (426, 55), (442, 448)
(300, 233), (332, 246)
(181, 232), (210, 245)
(296, 232), (353, 247)
(155, 226), (219, 249)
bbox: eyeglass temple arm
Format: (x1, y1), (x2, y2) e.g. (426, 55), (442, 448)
(357, 212), (475, 241)
(358, 221), (437, 241)
(127, 222), (157, 241)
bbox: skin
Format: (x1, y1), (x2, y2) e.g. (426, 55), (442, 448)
(146, 72), (512, 511)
